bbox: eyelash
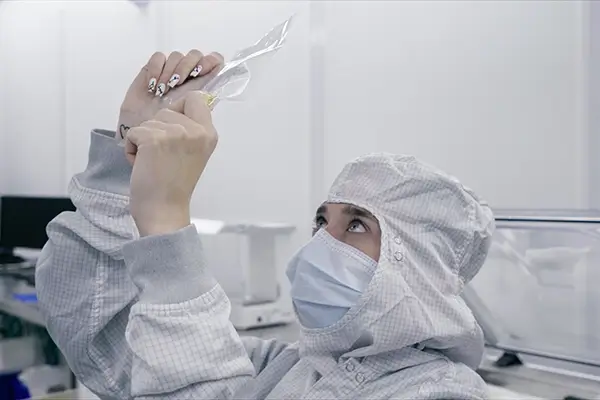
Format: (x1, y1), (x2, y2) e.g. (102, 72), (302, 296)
(313, 216), (367, 232)
(314, 216), (327, 228)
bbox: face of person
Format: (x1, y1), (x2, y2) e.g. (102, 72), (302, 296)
(312, 202), (381, 262)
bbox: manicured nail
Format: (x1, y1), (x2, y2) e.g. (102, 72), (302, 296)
(155, 83), (166, 97)
(190, 65), (203, 77)
(167, 74), (180, 88)
(147, 78), (157, 92)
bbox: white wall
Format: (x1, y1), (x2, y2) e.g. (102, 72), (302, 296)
(320, 0), (589, 209)
(62, 1), (161, 194)
(0, 0), (593, 225)
(158, 1), (312, 225)
(0, 0), (312, 231)
(0, 2), (6, 192)
(589, 1), (600, 209)
(586, 0), (600, 340)
(0, 1), (65, 196)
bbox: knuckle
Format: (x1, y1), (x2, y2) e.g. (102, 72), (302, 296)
(169, 50), (184, 59)
(204, 54), (218, 64)
(209, 51), (225, 63)
(148, 136), (163, 147)
(185, 90), (203, 102)
(155, 108), (173, 121)
(187, 49), (203, 58)
(154, 129), (169, 142)
(169, 123), (187, 137)
(206, 135), (219, 150)
(194, 125), (218, 146)
(150, 51), (166, 64)
(128, 126), (143, 136)
(208, 130), (219, 146)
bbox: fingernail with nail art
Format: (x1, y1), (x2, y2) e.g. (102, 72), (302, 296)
(155, 83), (166, 97)
(190, 65), (203, 77)
(148, 78), (157, 92)
(167, 74), (180, 88)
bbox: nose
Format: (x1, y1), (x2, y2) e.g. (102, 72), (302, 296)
(325, 225), (347, 243)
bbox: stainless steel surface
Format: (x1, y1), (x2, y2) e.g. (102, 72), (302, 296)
(479, 349), (600, 399)
(493, 208), (600, 223)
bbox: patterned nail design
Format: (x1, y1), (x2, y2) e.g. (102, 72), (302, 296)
(190, 65), (203, 78)
(148, 77), (157, 92)
(155, 83), (166, 97)
(167, 74), (180, 88)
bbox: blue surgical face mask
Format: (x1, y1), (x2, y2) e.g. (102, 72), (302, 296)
(286, 229), (378, 329)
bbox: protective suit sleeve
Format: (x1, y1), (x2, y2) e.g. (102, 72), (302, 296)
(35, 129), (289, 400)
(241, 336), (292, 376)
(36, 129), (138, 399)
(123, 226), (257, 398)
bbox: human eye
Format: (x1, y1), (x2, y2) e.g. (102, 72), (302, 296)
(348, 219), (367, 233)
(312, 215), (328, 232)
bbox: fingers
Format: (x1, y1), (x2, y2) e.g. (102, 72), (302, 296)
(127, 95), (218, 166)
(145, 52), (167, 93)
(127, 52), (166, 95)
(145, 92), (216, 143)
(156, 51), (184, 97)
(195, 52), (225, 78)
(136, 50), (225, 98)
(149, 107), (199, 134)
(168, 49), (204, 89)
(171, 53), (225, 96)
(183, 91), (214, 125)
(126, 122), (186, 159)
(125, 126), (156, 165)
(164, 91), (213, 126)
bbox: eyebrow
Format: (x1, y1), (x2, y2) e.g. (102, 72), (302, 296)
(315, 204), (377, 221)
(343, 205), (376, 221)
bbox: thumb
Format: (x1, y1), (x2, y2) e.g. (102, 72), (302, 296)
(124, 135), (137, 166)
(168, 91), (213, 124)
(124, 126), (153, 165)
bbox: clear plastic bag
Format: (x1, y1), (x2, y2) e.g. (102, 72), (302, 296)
(163, 15), (294, 111)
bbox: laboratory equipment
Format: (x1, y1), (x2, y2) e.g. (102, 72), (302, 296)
(463, 209), (600, 399)
(0, 196), (75, 264)
(192, 218), (296, 330)
(0, 196), (75, 396)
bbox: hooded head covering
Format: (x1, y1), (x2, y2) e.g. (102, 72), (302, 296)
(298, 153), (494, 372)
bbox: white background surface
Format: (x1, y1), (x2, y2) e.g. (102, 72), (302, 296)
(0, 0), (593, 224)
(320, 1), (589, 209)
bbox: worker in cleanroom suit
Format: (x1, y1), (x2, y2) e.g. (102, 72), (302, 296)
(35, 50), (495, 399)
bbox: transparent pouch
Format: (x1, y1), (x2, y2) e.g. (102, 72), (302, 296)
(118, 16), (293, 146)
(165, 15), (293, 111)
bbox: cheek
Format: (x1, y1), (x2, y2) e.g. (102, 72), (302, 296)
(349, 238), (381, 263)
(365, 243), (381, 263)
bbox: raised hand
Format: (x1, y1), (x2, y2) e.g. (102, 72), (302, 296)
(125, 91), (218, 237)
(117, 50), (224, 140)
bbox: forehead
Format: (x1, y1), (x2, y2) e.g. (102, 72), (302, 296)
(315, 202), (376, 220)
